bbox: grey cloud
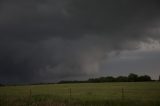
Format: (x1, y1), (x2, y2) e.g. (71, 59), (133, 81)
(0, 0), (160, 84)
(102, 50), (160, 79)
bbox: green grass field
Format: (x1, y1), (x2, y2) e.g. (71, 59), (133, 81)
(0, 82), (160, 106)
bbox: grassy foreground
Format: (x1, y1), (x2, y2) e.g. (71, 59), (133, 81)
(0, 82), (160, 106)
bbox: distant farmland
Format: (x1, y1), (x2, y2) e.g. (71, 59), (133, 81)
(0, 82), (160, 106)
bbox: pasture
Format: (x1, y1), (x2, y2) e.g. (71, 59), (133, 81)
(0, 82), (160, 106)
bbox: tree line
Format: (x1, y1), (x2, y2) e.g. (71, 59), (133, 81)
(88, 73), (152, 83)
(0, 74), (160, 85)
(59, 73), (154, 84)
(0, 83), (4, 87)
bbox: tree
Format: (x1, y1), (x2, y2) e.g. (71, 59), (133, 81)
(88, 76), (116, 82)
(128, 73), (138, 82)
(116, 76), (128, 82)
(137, 75), (151, 81)
(104, 76), (116, 82)
(0, 83), (4, 87)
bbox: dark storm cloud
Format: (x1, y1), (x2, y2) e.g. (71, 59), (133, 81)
(0, 0), (160, 83)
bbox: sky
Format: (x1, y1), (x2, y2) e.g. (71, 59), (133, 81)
(0, 0), (160, 84)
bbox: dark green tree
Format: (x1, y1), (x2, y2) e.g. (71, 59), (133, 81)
(0, 83), (4, 87)
(137, 75), (151, 81)
(128, 73), (138, 82)
(116, 76), (128, 82)
(104, 76), (116, 82)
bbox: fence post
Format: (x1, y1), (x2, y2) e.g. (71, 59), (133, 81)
(69, 88), (72, 100)
(27, 89), (32, 106)
(122, 88), (124, 100)
(29, 89), (32, 98)
(121, 88), (125, 106)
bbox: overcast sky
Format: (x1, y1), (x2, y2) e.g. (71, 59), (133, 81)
(0, 0), (160, 84)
